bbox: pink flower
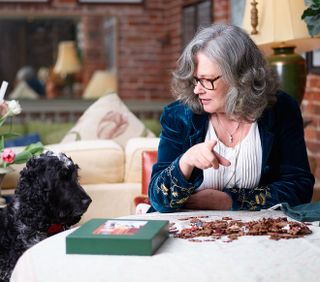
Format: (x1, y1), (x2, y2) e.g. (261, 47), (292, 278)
(0, 102), (9, 117)
(1, 148), (16, 164)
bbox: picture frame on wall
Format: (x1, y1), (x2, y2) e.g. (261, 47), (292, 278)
(306, 49), (320, 75)
(78, 0), (143, 3)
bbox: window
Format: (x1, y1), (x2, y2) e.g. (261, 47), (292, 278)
(306, 49), (320, 75)
(0, 18), (78, 89)
(182, 0), (212, 48)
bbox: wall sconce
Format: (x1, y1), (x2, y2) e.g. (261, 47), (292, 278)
(54, 41), (81, 98)
(242, 0), (320, 103)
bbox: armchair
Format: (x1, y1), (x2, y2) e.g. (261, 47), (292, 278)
(133, 150), (157, 207)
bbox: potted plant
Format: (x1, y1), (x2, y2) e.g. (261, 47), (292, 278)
(0, 99), (44, 206)
(302, 0), (320, 36)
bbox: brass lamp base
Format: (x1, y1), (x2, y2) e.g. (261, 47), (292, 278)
(268, 45), (307, 104)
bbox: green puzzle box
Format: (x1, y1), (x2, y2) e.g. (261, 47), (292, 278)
(66, 218), (169, 256)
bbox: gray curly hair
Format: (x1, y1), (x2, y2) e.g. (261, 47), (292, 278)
(171, 24), (278, 121)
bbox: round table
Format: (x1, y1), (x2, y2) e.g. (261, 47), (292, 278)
(11, 210), (320, 282)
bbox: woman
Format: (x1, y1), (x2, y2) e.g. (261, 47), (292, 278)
(148, 24), (314, 212)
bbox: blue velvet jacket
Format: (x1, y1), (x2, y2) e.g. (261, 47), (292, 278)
(148, 91), (314, 212)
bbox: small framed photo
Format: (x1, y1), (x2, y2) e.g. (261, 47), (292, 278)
(306, 49), (320, 75)
(78, 0), (143, 3)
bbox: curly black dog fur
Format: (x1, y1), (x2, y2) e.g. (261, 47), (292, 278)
(0, 151), (92, 282)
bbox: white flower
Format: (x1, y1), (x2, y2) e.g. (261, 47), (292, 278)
(7, 100), (22, 116)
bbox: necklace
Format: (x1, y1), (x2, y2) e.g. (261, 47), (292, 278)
(217, 138), (242, 188)
(215, 114), (240, 144)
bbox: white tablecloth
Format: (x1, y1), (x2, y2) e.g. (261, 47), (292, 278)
(10, 210), (320, 282)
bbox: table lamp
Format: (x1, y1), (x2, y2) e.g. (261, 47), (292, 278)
(54, 41), (81, 98)
(242, 0), (320, 104)
(82, 70), (117, 99)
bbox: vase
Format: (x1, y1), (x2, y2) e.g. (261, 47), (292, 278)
(0, 167), (14, 208)
(268, 45), (307, 104)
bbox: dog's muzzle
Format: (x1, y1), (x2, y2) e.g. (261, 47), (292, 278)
(81, 197), (92, 211)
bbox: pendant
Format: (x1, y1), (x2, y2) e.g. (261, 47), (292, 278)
(229, 135), (233, 143)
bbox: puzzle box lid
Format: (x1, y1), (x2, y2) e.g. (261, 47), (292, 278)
(66, 218), (169, 256)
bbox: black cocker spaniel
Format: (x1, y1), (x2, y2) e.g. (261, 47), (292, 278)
(0, 151), (91, 282)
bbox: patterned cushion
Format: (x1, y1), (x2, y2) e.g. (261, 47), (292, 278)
(61, 93), (155, 147)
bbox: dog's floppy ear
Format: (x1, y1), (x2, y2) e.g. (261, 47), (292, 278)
(16, 151), (79, 195)
(18, 155), (45, 182)
(16, 152), (56, 194)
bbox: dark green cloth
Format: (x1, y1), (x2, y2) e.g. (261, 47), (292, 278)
(281, 202), (320, 222)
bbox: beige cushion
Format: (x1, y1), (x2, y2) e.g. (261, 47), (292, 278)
(2, 164), (25, 190)
(61, 93), (155, 147)
(125, 137), (160, 183)
(47, 140), (124, 184)
(9, 81), (39, 100)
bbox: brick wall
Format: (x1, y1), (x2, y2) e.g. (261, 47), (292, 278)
(0, 0), (168, 100)
(302, 74), (320, 197)
(0, 0), (229, 102)
(161, 0), (229, 99)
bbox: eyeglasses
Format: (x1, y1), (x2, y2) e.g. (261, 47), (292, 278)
(192, 75), (222, 90)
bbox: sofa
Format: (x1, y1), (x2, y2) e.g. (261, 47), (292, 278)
(1, 137), (160, 224)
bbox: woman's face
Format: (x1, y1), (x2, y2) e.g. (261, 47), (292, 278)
(193, 52), (229, 114)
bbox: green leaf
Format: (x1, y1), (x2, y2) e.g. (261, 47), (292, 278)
(1, 132), (20, 139)
(302, 7), (320, 18)
(0, 117), (6, 127)
(302, 1), (320, 36)
(304, 0), (313, 6)
(313, 0), (320, 6)
(305, 0), (320, 7)
(13, 151), (33, 164)
(303, 14), (320, 36)
(0, 136), (4, 150)
(12, 142), (44, 164)
(24, 142), (44, 155)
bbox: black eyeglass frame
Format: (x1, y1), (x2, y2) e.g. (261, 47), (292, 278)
(192, 75), (222, 90)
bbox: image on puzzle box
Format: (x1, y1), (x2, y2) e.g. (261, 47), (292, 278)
(93, 220), (148, 235)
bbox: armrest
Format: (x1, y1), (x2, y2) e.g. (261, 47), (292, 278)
(125, 137), (159, 183)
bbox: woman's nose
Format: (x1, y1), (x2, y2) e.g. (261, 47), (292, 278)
(193, 82), (205, 95)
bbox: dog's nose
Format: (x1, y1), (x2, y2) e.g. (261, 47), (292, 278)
(82, 197), (92, 209)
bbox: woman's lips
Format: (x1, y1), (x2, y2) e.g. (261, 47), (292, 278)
(200, 98), (211, 105)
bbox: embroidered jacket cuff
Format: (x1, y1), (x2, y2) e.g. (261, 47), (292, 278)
(223, 186), (272, 211)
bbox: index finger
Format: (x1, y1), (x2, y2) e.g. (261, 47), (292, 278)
(213, 150), (231, 167)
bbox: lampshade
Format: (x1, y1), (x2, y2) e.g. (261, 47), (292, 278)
(83, 70), (117, 99)
(54, 41), (81, 75)
(242, 0), (320, 56)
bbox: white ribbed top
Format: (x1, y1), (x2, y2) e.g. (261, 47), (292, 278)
(198, 122), (262, 190)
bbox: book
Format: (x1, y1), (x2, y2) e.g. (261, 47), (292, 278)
(66, 218), (169, 256)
